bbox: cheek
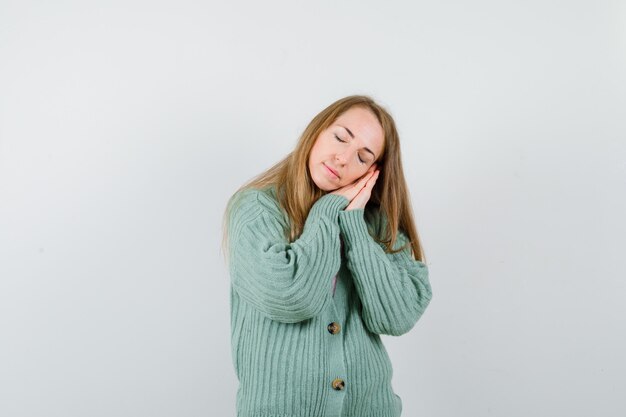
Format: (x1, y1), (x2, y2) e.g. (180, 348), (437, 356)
(309, 138), (325, 160)
(308, 143), (320, 165)
(342, 171), (361, 185)
(353, 167), (371, 183)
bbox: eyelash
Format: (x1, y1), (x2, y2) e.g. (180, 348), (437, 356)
(334, 134), (366, 164)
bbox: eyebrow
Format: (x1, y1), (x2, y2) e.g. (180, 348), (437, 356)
(338, 125), (377, 160)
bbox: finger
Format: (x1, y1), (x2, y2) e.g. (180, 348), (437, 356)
(354, 172), (373, 188)
(365, 169), (378, 183)
(363, 170), (379, 188)
(366, 171), (379, 187)
(348, 167), (378, 189)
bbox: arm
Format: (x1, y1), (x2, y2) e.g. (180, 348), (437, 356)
(338, 208), (432, 336)
(228, 189), (349, 323)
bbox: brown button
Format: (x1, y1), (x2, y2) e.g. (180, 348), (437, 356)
(327, 322), (341, 335)
(332, 378), (345, 390)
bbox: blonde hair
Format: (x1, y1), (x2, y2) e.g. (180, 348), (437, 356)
(221, 94), (426, 264)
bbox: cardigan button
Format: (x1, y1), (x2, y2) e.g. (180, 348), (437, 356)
(327, 322), (341, 335)
(332, 378), (345, 390)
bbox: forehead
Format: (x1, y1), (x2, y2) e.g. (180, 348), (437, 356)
(333, 106), (384, 157)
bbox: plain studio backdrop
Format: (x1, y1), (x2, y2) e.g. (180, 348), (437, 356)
(1, 1), (625, 416)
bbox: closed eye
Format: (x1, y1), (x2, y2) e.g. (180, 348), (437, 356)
(336, 135), (367, 164)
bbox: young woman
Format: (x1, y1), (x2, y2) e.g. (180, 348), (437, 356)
(222, 95), (433, 417)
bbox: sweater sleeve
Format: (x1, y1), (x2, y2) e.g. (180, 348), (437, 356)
(228, 190), (350, 323)
(338, 208), (432, 336)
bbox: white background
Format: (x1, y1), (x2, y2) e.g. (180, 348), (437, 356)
(1, 1), (625, 416)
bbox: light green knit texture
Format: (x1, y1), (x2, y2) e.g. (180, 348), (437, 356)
(228, 186), (432, 417)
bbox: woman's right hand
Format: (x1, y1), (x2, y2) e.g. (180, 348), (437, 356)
(330, 163), (378, 203)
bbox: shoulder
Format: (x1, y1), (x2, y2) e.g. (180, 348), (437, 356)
(228, 186), (287, 228)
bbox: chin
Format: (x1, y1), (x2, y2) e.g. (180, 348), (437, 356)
(312, 175), (338, 192)
(314, 181), (336, 192)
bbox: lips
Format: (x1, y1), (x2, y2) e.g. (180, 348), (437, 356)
(323, 163), (339, 178)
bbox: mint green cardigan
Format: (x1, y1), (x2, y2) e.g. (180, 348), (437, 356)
(227, 186), (432, 417)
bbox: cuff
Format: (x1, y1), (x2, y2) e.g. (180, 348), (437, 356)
(338, 208), (372, 246)
(310, 193), (350, 219)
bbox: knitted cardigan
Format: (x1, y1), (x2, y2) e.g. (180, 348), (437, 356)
(227, 186), (432, 417)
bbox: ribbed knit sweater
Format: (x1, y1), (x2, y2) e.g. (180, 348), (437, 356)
(227, 186), (432, 417)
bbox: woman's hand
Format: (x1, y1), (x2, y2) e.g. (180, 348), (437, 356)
(330, 164), (380, 211)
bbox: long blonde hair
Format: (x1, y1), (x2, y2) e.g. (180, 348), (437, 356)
(221, 95), (427, 264)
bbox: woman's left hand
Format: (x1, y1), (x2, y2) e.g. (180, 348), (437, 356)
(345, 168), (380, 211)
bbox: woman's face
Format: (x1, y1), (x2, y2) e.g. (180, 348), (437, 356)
(308, 106), (385, 192)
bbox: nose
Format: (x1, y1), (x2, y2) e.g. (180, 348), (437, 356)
(335, 150), (349, 165)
